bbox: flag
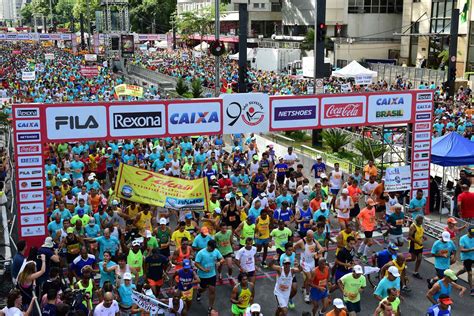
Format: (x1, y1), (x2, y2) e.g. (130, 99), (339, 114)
(461, 0), (470, 23)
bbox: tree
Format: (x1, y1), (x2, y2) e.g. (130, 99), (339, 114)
(353, 138), (387, 161)
(175, 77), (189, 96)
(301, 28), (314, 51)
(20, 3), (34, 25)
(321, 129), (352, 153)
(191, 78), (203, 98)
(129, 0), (177, 33)
(175, 3), (227, 41)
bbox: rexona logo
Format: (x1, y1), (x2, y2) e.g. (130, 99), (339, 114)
(55, 116), (99, 130)
(375, 97), (405, 105)
(170, 112), (219, 124)
(417, 93), (433, 101)
(324, 103), (363, 119)
(113, 112), (162, 129)
(16, 108), (39, 117)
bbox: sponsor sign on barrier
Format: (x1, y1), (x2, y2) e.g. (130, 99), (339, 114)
(384, 166), (411, 192)
(80, 66), (99, 78)
(12, 90), (433, 246)
(270, 96), (318, 131)
(21, 71), (36, 81)
(222, 93), (269, 134)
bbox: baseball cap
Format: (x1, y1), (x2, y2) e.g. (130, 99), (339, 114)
(123, 272), (132, 280)
(388, 266), (400, 277)
(283, 257), (291, 264)
(159, 218), (167, 225)
(333, 298), (345, 309)
(42, 236), (54, 248)
(201, 227), (209, 235)
(210, 175), (217, 180)
(443, 269), (458, 280)
(107, 147), (112, 150)
(447, 217), (457, 224)
(88, 175), (94, 181)
(67, 227), (75, 234)
(214, 208), (222, 214)
(62, 178), (69, 182)
(132, 239), (141, 247)
(341, 188), (349, 195)
(388, 243), (399, 251)
(183, 259), (192, 269)
(438, 294), (453, 305)
(77, 208), (84, 215)
(225, 193), (232, 201)
(353, 265), (363, 274)
(366, 198), (377, 206)
(112, 199), (119, 206)
(320, 202), (328, 210)
(469, 225), (474, 234)
(303, 185), (310, 193)
(88, 218), (96, 225)
(253, 155), (259, 160)
(441, 231), (451, 242)
(185, 213), (193, 220)
(316, 155), (322, 160)
(250, 304), (261, 313)
(259, 192), (267, 198)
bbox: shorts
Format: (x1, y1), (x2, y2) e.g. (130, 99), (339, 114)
(389, 234), (404, 244)
(200, 276), (217, 289)
(181, 288), (194, 301)
(277, 175), (285, 185)
(274, 293), (289, 308)
(301, 260), (316, 273)
(96, 171), (107, 181)
(330, 189), (340, 196)
(463, 259), (473, 272)
(345, 300), (361, 313)
(255, 238), (270, 246)
(276, 248), (285, 256)
(337, 217), (350, 226)
(350, 204), (360, 218)
(223, 252), (234, 259)
(231, 304), (247, 315)
(364, 231), (374, 238)
(310, 287), (328, 301)
(409, 243), (423, 255)
(435, 268), (446, 279)
(244, 270), (256, 277)
(148, 278), (164, 287)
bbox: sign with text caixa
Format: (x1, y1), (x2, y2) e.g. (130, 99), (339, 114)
(12, 90), (434, 247)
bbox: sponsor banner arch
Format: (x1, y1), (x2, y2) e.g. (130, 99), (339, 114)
(12, 90), (434, 247)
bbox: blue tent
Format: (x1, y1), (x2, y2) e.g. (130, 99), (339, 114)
(431, 132), (474, 166)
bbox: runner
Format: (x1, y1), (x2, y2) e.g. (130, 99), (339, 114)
(430, 231), (457, 279)
(309, 258), (331, 316)
(255, 209), (271, 268)
(456, 226), (474, 295)
(214, 223), (235, 282)
(338, 265), (366, 316)
(356, 198), (377, 263)
(235, 238), (258, 285)
(173, 259), (200, 312)
(406, 215), (426, 279)
(230, 273), (255, 316)
(270, 220), (293, 261)
(426, 269), (466, 305)
(272, 258), (302, 316)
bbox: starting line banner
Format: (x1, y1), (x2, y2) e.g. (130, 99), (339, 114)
(0, 33), (72, 41)
(12, 90), (434, 247)
(115, 164), (209, 211)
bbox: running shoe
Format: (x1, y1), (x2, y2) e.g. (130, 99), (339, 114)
(196, 292), (201, 301)
(288, 299), (295, 309)
(413, 272), (423, 280)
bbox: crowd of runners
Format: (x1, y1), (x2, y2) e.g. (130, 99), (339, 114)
(0, 43), (473, 316)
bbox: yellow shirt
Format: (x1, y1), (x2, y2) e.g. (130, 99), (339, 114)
(126, 205), (140, 219)
(256, 216), (270, 239)
(410, 223), (424, 250)
(171, 230), (192, 248)
(136, 211), (152, 231)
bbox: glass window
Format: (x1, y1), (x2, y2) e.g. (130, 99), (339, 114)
(253, 3), (259, 8)
(380, 0), (388, 13)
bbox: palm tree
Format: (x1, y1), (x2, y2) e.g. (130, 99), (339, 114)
(175, 77), (188, 96)
(321, 129), (352, 153)
(191, 78), (203, 98)
(353, 138), (386, 161)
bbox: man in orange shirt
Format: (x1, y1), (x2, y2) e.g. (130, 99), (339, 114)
(372, 179), (387, 229)
(356, 199), (377, 263)
(310, 192), (323, 213)
(309, 258), (331, 316)
(363, 160), (378, 182)
(326, 298), (348, 316)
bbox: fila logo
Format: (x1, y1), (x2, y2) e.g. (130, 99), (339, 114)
(55, 116), (99, 130)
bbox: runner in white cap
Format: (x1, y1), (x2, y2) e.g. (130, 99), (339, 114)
(272, 257), (302, 316)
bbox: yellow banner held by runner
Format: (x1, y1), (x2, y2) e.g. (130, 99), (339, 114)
(114, 164), (209, 211)
(114, 84), (144, 97)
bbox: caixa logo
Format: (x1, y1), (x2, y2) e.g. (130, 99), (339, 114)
(170, 112), (219, 124)
(55, 116), (99, 130)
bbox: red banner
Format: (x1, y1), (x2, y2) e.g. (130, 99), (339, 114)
(80, 66), (99, 77)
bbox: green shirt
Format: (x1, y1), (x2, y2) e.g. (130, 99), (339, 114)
(381, 297), (400, 313)
(146, 236), (159, 256)
(270, 227), (292, 251)
(156, 228), (171, 248)
(340, 273), (366, 303)
(215, 230), (233, 256)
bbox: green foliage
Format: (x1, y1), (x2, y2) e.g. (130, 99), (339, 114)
(175, 77), (189, 96)
(72, 0), (101, 21)
(175, 3), (227, 39)
(301, 28), (315, 51)
(353, 138), (387, 161)
(191, 78), (203, 98)
(321, 129), (352, 153)
(31, 0), (50, 16)
(21, 4), (34, 24)
(284, 130), (308, 141)
(129, 0), (177, 33)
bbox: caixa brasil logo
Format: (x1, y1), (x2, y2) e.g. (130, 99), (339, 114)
(169, 112), (219, 124)
(227, 101), (265, 126)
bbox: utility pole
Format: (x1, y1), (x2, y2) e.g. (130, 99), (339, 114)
(87, 0), (92, 52)
(238, 3), (248, 93)
(80, 13), (86, 50)
(312, 0), (326, 147)
(447, 9), (459, 97)
(49, 0), (53, 31)
(214, 0), (220, 96)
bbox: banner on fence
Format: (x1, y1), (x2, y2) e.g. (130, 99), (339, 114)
(355, 74), (373, 85)
(115, 164), (209, 211)
(114, 84), (143, 98)
(385, 166), (412, 192)
(21, 71), (35, 81)
(80, 66), (99, 77)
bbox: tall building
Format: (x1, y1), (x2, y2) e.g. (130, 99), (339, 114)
(282, 0), (404, 66)
(400, 0), (473, 74)
(177, 0), (282, 38)
(1, 0), (16, 22)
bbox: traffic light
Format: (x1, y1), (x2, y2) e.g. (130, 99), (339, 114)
(317, 23), (326, 42)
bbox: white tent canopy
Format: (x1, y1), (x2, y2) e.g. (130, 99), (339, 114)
(331, 60), (377, 78)
(155, 40), (168, 49)
(229, 48), (256, 61)
(194, 42), (209, 52)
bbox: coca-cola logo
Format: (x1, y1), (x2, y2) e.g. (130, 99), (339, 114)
(324, 102), (363, 119)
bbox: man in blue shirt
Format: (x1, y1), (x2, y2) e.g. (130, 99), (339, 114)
(192, 227), (214, 252)
(374, 266), (401, 300)
(426, 294), (452, 316)
(275, 187), (294, 208)
(431, 231), (457, 278)
(310, 156), (326, 179)
(273, 201), (294, 225)
(94, 228), (121, 260)
(457, 226), (474, 294)
(373, 243), (399, 269)
(194, 240), (224, 312)
(409, 189), (427, 219)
